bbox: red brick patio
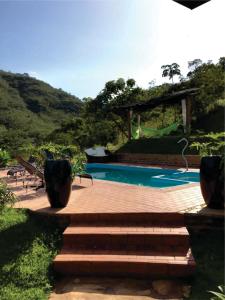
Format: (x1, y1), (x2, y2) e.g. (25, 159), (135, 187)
(0, 169), (204, 215)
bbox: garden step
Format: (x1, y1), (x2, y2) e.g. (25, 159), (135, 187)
(63, 225), (189, 251)
(54, 211), (195, 278)
(60, 247), (192, 257)
(69, 212), (185, 226)
(53, 251), (195, 278)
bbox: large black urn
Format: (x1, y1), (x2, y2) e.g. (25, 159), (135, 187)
(200, 156), (224, 209)
(44, 160), (72, 208)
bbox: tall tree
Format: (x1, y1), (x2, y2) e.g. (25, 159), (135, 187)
(218, 57), (225, 70)
(187, 59), (203, 77)
(188, 59), (202, 70)
(161, 63), (181, 83)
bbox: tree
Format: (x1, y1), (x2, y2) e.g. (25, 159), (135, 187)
(188, 59), (202, 70)
(126, 78), (136, 88)
(218, 57), (225, 70)
(187, 59), (203, 77)
(148, 79), (156, 88)
(161, 63), (181, 83)
(188, 61), (225, 116)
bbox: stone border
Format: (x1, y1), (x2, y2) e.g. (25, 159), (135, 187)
(114, 153), (201, 168)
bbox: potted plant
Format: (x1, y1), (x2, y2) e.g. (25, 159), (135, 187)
(44, 159), (72, 208)
(191, 133), (224, 209)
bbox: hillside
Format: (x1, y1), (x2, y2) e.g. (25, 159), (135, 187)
(0, 58), (224, 153)
(0, 71), (82, 149)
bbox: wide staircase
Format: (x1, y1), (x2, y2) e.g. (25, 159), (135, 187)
(53, 212), (195, 278)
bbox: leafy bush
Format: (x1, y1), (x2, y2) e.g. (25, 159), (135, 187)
(71, 153), (87, 178)
(0, 180), (16, 210)
(0, 149), (10, 168)
(17, 143), (80, 167)
(17, 142), (87, 178)
(209, 286), (225, 300)
(190, 132), (225, 156)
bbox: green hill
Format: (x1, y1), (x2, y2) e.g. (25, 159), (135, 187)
(0, 71), (82, 150)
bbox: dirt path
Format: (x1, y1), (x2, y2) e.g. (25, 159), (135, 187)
(49, 277), (190, 300)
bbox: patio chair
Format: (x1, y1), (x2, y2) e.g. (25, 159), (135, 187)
(84, 146), (112, 163)
(15, 156), (45, 191)
(7, 165), (26, 184)
(77, 173), (93, 185)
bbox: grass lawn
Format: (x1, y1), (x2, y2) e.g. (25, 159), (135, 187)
(0, 207), (224, 300)
(0, 207), (65, 300)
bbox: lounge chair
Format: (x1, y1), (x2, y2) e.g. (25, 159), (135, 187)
(16, 156), (44, 191)
(77, 173), (93, 185)
(85, 147), (112, 163)
(7, 156), (37, 183)
(7, 166), (26, 183)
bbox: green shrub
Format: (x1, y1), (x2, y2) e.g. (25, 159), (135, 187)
(17, 143), (80, 167)
(191, 132), (225, 156)
(0, 149), (10, 168)
(209, 285), (225, 300)
(0, 180), (16, 210)
(38, 143), (80, 160)
(17, 142), (87, 178)
(117, 133), (225, 155)
(71, 153), (87, 178)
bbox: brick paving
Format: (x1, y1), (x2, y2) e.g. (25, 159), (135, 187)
(0, 169), (204, 215)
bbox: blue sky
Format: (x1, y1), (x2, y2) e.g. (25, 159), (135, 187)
(0, 0), (224, 99)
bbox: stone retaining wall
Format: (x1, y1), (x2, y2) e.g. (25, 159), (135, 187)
(114, 153), (201, 168)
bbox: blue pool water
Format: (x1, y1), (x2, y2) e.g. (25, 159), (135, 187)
(85, 163), (199, 188)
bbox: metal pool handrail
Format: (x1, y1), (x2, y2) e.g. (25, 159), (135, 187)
(177, 138), (189, 172)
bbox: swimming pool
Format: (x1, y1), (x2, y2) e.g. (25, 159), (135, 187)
(85, 163), (199, 188)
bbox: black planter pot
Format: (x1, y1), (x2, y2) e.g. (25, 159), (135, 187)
(200, 156), (224, 209)
(44, 159), (72, 208)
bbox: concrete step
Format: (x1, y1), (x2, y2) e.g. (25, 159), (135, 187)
(53, 250), (195, 278)
(63, 225), (189, 251)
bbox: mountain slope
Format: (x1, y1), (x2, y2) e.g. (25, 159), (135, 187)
(0, 71), (83, 149)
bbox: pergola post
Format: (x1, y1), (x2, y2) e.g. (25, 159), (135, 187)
(137, 114), (141, 128)
(128, 109), (133, 141)
(186, 96), (192, 135)
(181, 97), (192, 135)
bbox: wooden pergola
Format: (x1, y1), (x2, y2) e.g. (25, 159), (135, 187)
(113, 88), (199, 140)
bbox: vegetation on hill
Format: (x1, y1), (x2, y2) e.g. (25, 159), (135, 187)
(0, 57), (224, 155)
(0, 71), (82, 150)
